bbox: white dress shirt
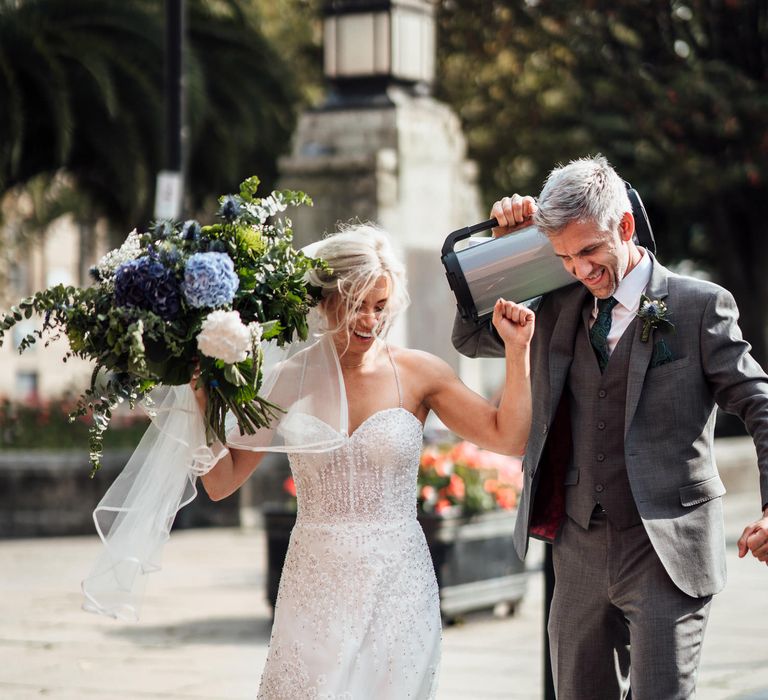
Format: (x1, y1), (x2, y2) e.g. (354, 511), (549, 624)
(590, 250), (652, 355)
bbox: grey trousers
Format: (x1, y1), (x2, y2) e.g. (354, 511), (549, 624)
(548, 513), (712, 700)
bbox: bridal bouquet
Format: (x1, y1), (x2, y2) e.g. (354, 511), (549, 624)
(0, 176), (322, 472)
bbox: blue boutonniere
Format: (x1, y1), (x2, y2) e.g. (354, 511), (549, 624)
(636, 294), (674, 343)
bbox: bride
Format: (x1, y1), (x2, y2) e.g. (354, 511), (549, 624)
(193, 224), (534, 699)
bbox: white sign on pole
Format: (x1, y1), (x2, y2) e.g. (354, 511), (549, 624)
(154, 171), (183, 219)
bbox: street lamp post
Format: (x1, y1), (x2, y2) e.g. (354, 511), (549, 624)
(154, 0), (186, 221)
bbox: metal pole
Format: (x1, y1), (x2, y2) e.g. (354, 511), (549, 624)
(155, 0), (186, 220)
(166, 0), (185, 171)
(544, 542), (556, 700)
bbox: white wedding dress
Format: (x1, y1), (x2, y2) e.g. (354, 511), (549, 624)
(257, 349), (442, 699)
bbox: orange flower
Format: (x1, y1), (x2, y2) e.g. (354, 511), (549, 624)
(433, 455), (451, 477)
(420, 446), (442, 468)
(283, 476), (297, 497)
(449, 440), (480, 466)
(434, 498), (453, 514)
(418, 439), (523, 516)
(420, 485), (436, 502)
(496, 485), (518, 510)
(446, 474), (465, 499)
(495, 455), (523, 484)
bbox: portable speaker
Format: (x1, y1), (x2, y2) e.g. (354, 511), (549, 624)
(442, 182), (655, 321)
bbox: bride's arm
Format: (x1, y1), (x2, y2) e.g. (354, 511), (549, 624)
(191, 380), (267, 501)
(201, 447), (266, 502)
(418, 299), (534, 455)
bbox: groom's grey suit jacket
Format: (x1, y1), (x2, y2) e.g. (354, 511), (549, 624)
(453, 252), (768, 598)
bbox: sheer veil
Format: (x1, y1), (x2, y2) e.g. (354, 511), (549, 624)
(81, 308), (347, 621)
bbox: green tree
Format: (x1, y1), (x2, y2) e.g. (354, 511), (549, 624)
(0, 0), (300, 229)
(436, 0), (768, 364)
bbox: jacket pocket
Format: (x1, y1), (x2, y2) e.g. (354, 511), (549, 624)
(679, 475), (726, 507)
(647, 355), (691, 378)
(563, 468), (579, 486)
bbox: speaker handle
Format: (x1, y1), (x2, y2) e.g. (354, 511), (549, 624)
(440, 218), (498, 257)
(624, 181), (656, 255)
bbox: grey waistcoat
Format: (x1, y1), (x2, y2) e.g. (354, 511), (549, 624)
(565, 310), (642, 530)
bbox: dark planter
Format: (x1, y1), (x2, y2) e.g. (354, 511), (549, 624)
(262, 506), (527, 622)
(419, 509), (527, 621)
(262, 506), (299, 613)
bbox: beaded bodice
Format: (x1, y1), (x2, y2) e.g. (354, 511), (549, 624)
(288, 408), (424, 525)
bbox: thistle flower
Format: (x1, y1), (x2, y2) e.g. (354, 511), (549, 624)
(219, 195), (242, 222)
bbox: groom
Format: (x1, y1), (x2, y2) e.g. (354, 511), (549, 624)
(453, 155), (768, 698)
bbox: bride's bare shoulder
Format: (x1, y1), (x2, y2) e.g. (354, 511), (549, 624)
(387, 345), (454, 380)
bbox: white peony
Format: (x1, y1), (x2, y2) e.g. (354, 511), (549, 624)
(197, 310), (251, 364)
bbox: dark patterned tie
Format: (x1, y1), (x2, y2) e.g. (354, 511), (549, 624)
(589, 296), (619, 372)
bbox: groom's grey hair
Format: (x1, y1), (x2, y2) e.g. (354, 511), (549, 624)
(533, 154), (632, 237)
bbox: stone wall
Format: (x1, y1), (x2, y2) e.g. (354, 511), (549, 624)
(0, 450), (241, 538)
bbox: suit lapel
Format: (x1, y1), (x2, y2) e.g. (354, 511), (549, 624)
(624, 253), (670, 436)
(548, 285), (589, 421)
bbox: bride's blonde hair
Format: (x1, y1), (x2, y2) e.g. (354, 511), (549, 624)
(307, 223), (409, 343)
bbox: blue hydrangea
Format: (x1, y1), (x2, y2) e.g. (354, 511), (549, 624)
(114, 257), (181, 320)
(183, 252), (239, 308)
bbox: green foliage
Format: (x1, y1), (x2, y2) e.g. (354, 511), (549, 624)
(437, 1), (767, 208)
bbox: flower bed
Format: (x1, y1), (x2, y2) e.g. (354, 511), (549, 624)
(417, 440), (523, 516)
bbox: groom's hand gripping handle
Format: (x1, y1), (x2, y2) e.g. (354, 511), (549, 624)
(490, 194), (538, 238)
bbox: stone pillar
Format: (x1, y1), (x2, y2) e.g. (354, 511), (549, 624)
(278, 91), (483, 365)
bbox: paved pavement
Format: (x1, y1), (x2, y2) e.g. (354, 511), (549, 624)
(1, 472), (767, 698)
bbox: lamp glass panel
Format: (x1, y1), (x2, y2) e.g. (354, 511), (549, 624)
(391, 9), (428, 81)
(337, 13), (376, 75)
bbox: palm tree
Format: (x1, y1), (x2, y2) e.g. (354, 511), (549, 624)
(0, 0), (300, 230)
(0, 0), (164, 225)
